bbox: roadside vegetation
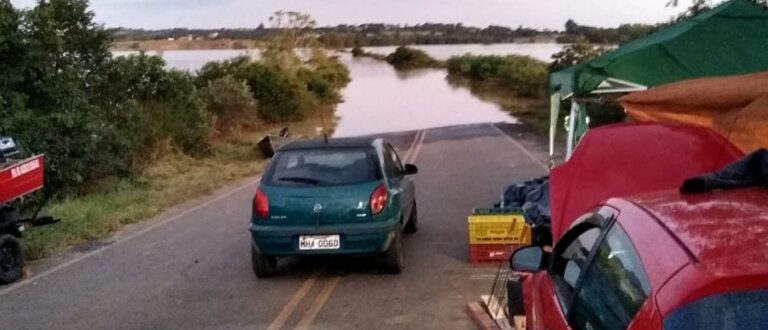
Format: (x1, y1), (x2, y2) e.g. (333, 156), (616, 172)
(444, 43), (617, 134)
(0, 2), (347, 260)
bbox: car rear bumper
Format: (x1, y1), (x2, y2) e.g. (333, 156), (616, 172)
(250, 219), (399, 256)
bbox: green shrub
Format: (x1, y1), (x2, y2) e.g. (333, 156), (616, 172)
(126, 69), (210, 156)
(196, 53), (350, 122)
(385, 46), (439, 70)
(351, 46), (364, 57)
(446, 54), (548, 97)
(586, 99), (626, 128)
(201, 75), (258, 128)
(232, 41), (248, 49)
(103, 54), (211, 156)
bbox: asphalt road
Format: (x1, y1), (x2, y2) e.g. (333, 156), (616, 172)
(0, 123), (549, 330)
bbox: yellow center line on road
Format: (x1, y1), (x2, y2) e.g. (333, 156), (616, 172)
(294, 276), (342, 330)
(403, 129), (424, 162)
(266, 273), (319, 330)
(406, 129), (427, 164)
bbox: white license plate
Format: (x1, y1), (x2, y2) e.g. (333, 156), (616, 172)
(299, 235), (341, 250)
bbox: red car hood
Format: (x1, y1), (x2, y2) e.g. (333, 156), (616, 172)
(549, 123), (744, 242)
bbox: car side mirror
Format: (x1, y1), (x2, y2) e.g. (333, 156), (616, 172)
(510, 246), (547, 273)
(404, 164), (418, 175)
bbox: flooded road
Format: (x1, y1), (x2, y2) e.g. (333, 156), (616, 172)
(116, 43), (562, 136)
(333, 54), (513, 136)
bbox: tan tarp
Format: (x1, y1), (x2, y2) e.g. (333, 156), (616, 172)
(619, 72), (768, 153)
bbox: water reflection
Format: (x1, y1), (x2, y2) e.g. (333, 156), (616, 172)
(333, 54), (515, 137)
(362, 43), (564, 62)
(113, 44), (567, 136)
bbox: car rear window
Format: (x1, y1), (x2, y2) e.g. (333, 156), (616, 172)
(664, 290), (768, 330)
(264, 148), (379, 186)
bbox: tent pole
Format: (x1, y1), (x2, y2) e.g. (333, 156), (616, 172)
(565, 101), (579, 160)
(549, 92), (561, 168)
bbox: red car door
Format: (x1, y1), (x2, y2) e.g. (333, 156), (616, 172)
(525, 209), (614, 330)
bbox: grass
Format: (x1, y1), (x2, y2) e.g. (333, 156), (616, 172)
(22, 114), (331, 260)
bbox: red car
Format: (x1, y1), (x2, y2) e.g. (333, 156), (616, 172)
(512, 188), (768, 329)
(510, 123), (768, 329)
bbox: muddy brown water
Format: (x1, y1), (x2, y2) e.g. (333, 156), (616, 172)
(115, 43), (563, 136)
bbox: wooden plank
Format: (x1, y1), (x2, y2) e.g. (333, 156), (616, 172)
(466, 301), (501, 330)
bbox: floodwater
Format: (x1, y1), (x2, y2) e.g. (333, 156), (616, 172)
(115, 43), (564, 136)
(332, 54), (514, 136)
(361, 43), (564, 62)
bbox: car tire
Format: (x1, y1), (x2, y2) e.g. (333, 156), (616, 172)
(403, 201), (418, 234)
(383, 229), (404, 274)
(0, 234), (23, 284)
(251, 244), (277, 278)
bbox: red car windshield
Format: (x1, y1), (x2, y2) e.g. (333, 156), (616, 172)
(664, 290), (768, 329)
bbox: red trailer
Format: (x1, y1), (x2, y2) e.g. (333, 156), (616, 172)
(1, 155), (45, 205)
(0, 154), (45, 284)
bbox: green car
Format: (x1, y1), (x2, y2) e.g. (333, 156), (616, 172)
(249, 137), (419, 277)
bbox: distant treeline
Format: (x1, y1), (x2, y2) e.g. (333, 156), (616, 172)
(110, 20), (659, 46)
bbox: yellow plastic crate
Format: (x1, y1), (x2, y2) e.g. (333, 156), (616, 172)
(468, 212), (531, 245)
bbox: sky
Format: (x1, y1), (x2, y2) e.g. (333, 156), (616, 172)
(9, 0), (710, 30)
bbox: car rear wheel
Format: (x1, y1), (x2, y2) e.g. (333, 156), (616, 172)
(383, 229), (404, 274)
(403, 201), (418, 234)
(251, 244), (277, 278)
(0, 234), (23, 284)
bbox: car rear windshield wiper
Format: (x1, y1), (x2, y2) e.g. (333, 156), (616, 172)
(277, 176), (327, 185)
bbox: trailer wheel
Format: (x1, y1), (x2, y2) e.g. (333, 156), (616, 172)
(0, 234), (23, 284)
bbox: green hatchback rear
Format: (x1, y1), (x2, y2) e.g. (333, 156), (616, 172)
(249, 137), (418, 277)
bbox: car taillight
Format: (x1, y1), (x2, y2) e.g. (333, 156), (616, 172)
(254, 189), (269, 219)
(370, 184), (387, 215)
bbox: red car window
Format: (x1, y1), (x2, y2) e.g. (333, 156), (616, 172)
(550, 219), (603, 315)
(570, 223), (651, 330)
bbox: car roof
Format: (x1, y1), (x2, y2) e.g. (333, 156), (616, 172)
(279, 137), (379, 151)
(626, 187), (768, 314)
(629, 187), (768, 273)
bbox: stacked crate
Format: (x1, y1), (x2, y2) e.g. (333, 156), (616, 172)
(468, 209), (532, 264)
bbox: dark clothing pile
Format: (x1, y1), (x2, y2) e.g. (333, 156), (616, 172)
(681, 149), (768, 193)
(496, 176), (552, 246)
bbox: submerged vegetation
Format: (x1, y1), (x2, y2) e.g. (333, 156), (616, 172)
(384, 46), (442, 70)
(446, 54), (548, 98)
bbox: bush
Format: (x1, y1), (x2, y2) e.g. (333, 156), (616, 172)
(196, 53), (350, 122)
(385, 46), (439, 70)
(586, 99), (626, 128)
(201, 75), (258, 130)
(446, 55), (548, 97)
(103, 54), (211, 157)
(549, 42), (607, 72)
(232, 41), (248, 49)
(351, 46), (364, 57)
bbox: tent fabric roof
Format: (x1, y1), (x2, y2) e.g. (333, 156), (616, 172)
(619, 71), (768, 153)
(549, 0), (768, 97)
(549, 122), (744, 242)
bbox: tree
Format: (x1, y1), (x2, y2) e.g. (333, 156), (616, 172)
(0, 0), (27, 128)
(668, 0), (768, 21)
(16, 0), (117, 192)
(263, 11), (317, 71)
(549, 42), (608, 72)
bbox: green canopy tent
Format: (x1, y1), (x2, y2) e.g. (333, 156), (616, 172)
(549, 0), (768, 160)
